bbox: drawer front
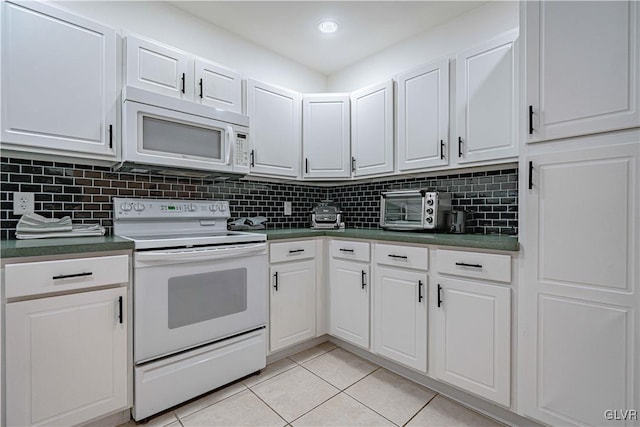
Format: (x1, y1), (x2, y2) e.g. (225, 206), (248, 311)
(5, 255), (129, 299)
(270, 240), (316, 263)
(374, 243), (429, 271)
(437, 249), (511, 283)
(330, 240), (370, 262)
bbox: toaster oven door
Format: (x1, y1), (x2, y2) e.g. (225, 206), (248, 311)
(381, 193), (425, 229)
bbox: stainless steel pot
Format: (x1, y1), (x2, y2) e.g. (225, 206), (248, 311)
(448, 210), (467, 233)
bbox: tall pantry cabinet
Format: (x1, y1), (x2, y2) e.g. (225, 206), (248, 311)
(519, 2), (640, 426)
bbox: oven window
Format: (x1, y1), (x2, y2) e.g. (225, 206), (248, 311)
(167, 268), (247, 329)
(385, 196), (423, 223)
(142, 116), (223, 160)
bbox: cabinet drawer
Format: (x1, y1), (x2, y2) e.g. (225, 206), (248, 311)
(330, 240), (370, 262)
(5, 255), (129, 299)
(374, 243), (429, 271)
(270, 240), (316, 263)
(437, 249), (511, 283)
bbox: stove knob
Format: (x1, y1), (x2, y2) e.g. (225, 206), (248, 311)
(209, 204), (218, 212)
(188, 203), (197, 212)
(219, 204), (227, 212)
(133, 202), (145, 212)
(120, 203), (132, 212)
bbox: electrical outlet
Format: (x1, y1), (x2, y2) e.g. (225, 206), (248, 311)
(13, 192), (35, 215)
(284, 201), (292, 216)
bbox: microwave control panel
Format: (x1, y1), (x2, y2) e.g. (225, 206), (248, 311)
(235, 133), (250, 169)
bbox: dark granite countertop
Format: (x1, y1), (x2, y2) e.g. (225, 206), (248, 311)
(261, 228), (519, 252)
(1, 236), (134, 260)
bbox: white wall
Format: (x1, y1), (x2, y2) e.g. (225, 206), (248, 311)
(55, 1), (327, 93)
(327, 1), (519, 92)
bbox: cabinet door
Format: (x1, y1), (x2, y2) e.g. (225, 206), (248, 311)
(6, 288), (128, 427)
(521, 143), (639, 426)
(373, 266), (427, 372)
(247, 79), (301, 178)
(329, 259), (370, 349)
(456, 30), (518, 163)
(1, 1), (117, 159)
(397, 59), (449, 171)
(434, 277), (510, 406)
(270, 260), (316, 352)
(302, 94), (351, 179)
(194, 58), (242, 113)
(526, 1), (639, 143)
(125, 35), (193, 100)
(351, 80), (394, 177)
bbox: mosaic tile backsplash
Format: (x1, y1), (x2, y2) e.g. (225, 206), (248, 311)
(0, 157), (517, 240)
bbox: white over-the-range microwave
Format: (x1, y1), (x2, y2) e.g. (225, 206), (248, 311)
(120, 86), (250, 175)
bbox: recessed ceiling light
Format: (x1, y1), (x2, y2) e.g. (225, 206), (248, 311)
(318, 20), (338, 34)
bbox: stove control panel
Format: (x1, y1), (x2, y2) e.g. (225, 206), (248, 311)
(114, 198), (230, 219)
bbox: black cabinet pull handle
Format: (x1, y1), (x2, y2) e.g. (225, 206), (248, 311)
(437, 284), (443, 307)
(528, 161), (534, 190)
(288, 249), (304, 254)
(108, 124), (113, 149)
(250, 150), (255, 167)
(118, 296), (123, 324)
(351, 157), (356, 172)
(199, 78), (203, 98)
(388, 254), (408, 259)
(529, 105), (534, 135)
(181, 73), (185, 94)
(418, 280), (424, 302)
(361, 270), (366, 289)
(305, 158), (309, 174)
(52, 272), (93, 280)
(440, 140), (445, 160)
(455, 262), (483, 268)
(273, 272), (278, 291)
(339, 248), (354, 253)
(458, 137), (463, 157)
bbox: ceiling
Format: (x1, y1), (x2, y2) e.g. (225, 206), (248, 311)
(169, 1), (487, 76)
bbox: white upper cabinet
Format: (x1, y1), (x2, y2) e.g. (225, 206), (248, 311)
(351, 80), (394, 177)
(194, 58), (242, 113)
(397, 59), (449, 171)
(526, 1), (640, 143)
(125, 35), (242, 113)
(302, 94), (351, 179)
(247, 79), (301, 178)
(456, 30), (519, 163)
(126, 35), (193, 100)
(1, 1), (117, 161)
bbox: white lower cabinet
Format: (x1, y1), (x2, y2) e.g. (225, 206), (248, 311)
(373, 243), (428, 373)
(520, 142), (639, 426)
(433, 277), (511, 406)
(269, 241), (317, 352)
(329, 240), (371, 349)
(4, 254), (129, 427)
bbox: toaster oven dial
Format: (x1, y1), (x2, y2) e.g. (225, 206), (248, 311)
(426, 217), (433, 224)
(426, 208), (434, 215)
(426, 199), (434, 206)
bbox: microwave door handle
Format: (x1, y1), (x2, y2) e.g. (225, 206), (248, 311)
(225, 126), (234, 165)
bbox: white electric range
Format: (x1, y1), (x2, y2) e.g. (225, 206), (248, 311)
(113, 198), (267, 421)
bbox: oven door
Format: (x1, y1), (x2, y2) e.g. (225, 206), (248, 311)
(123, 99), (235, 173)
(380, 192), (425, 229)
(133, 243), (267, 363)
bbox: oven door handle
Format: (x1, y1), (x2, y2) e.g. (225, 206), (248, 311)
(136, 243), (267, 264)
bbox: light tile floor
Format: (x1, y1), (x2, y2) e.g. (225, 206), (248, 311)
(121, 342), (503, 427)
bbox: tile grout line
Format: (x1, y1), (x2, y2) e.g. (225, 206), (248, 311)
(173, 382), (249, 423)
(401, 392), (439, 427)
(246, 385), (289, 426)
(244, 357), (298, 388)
